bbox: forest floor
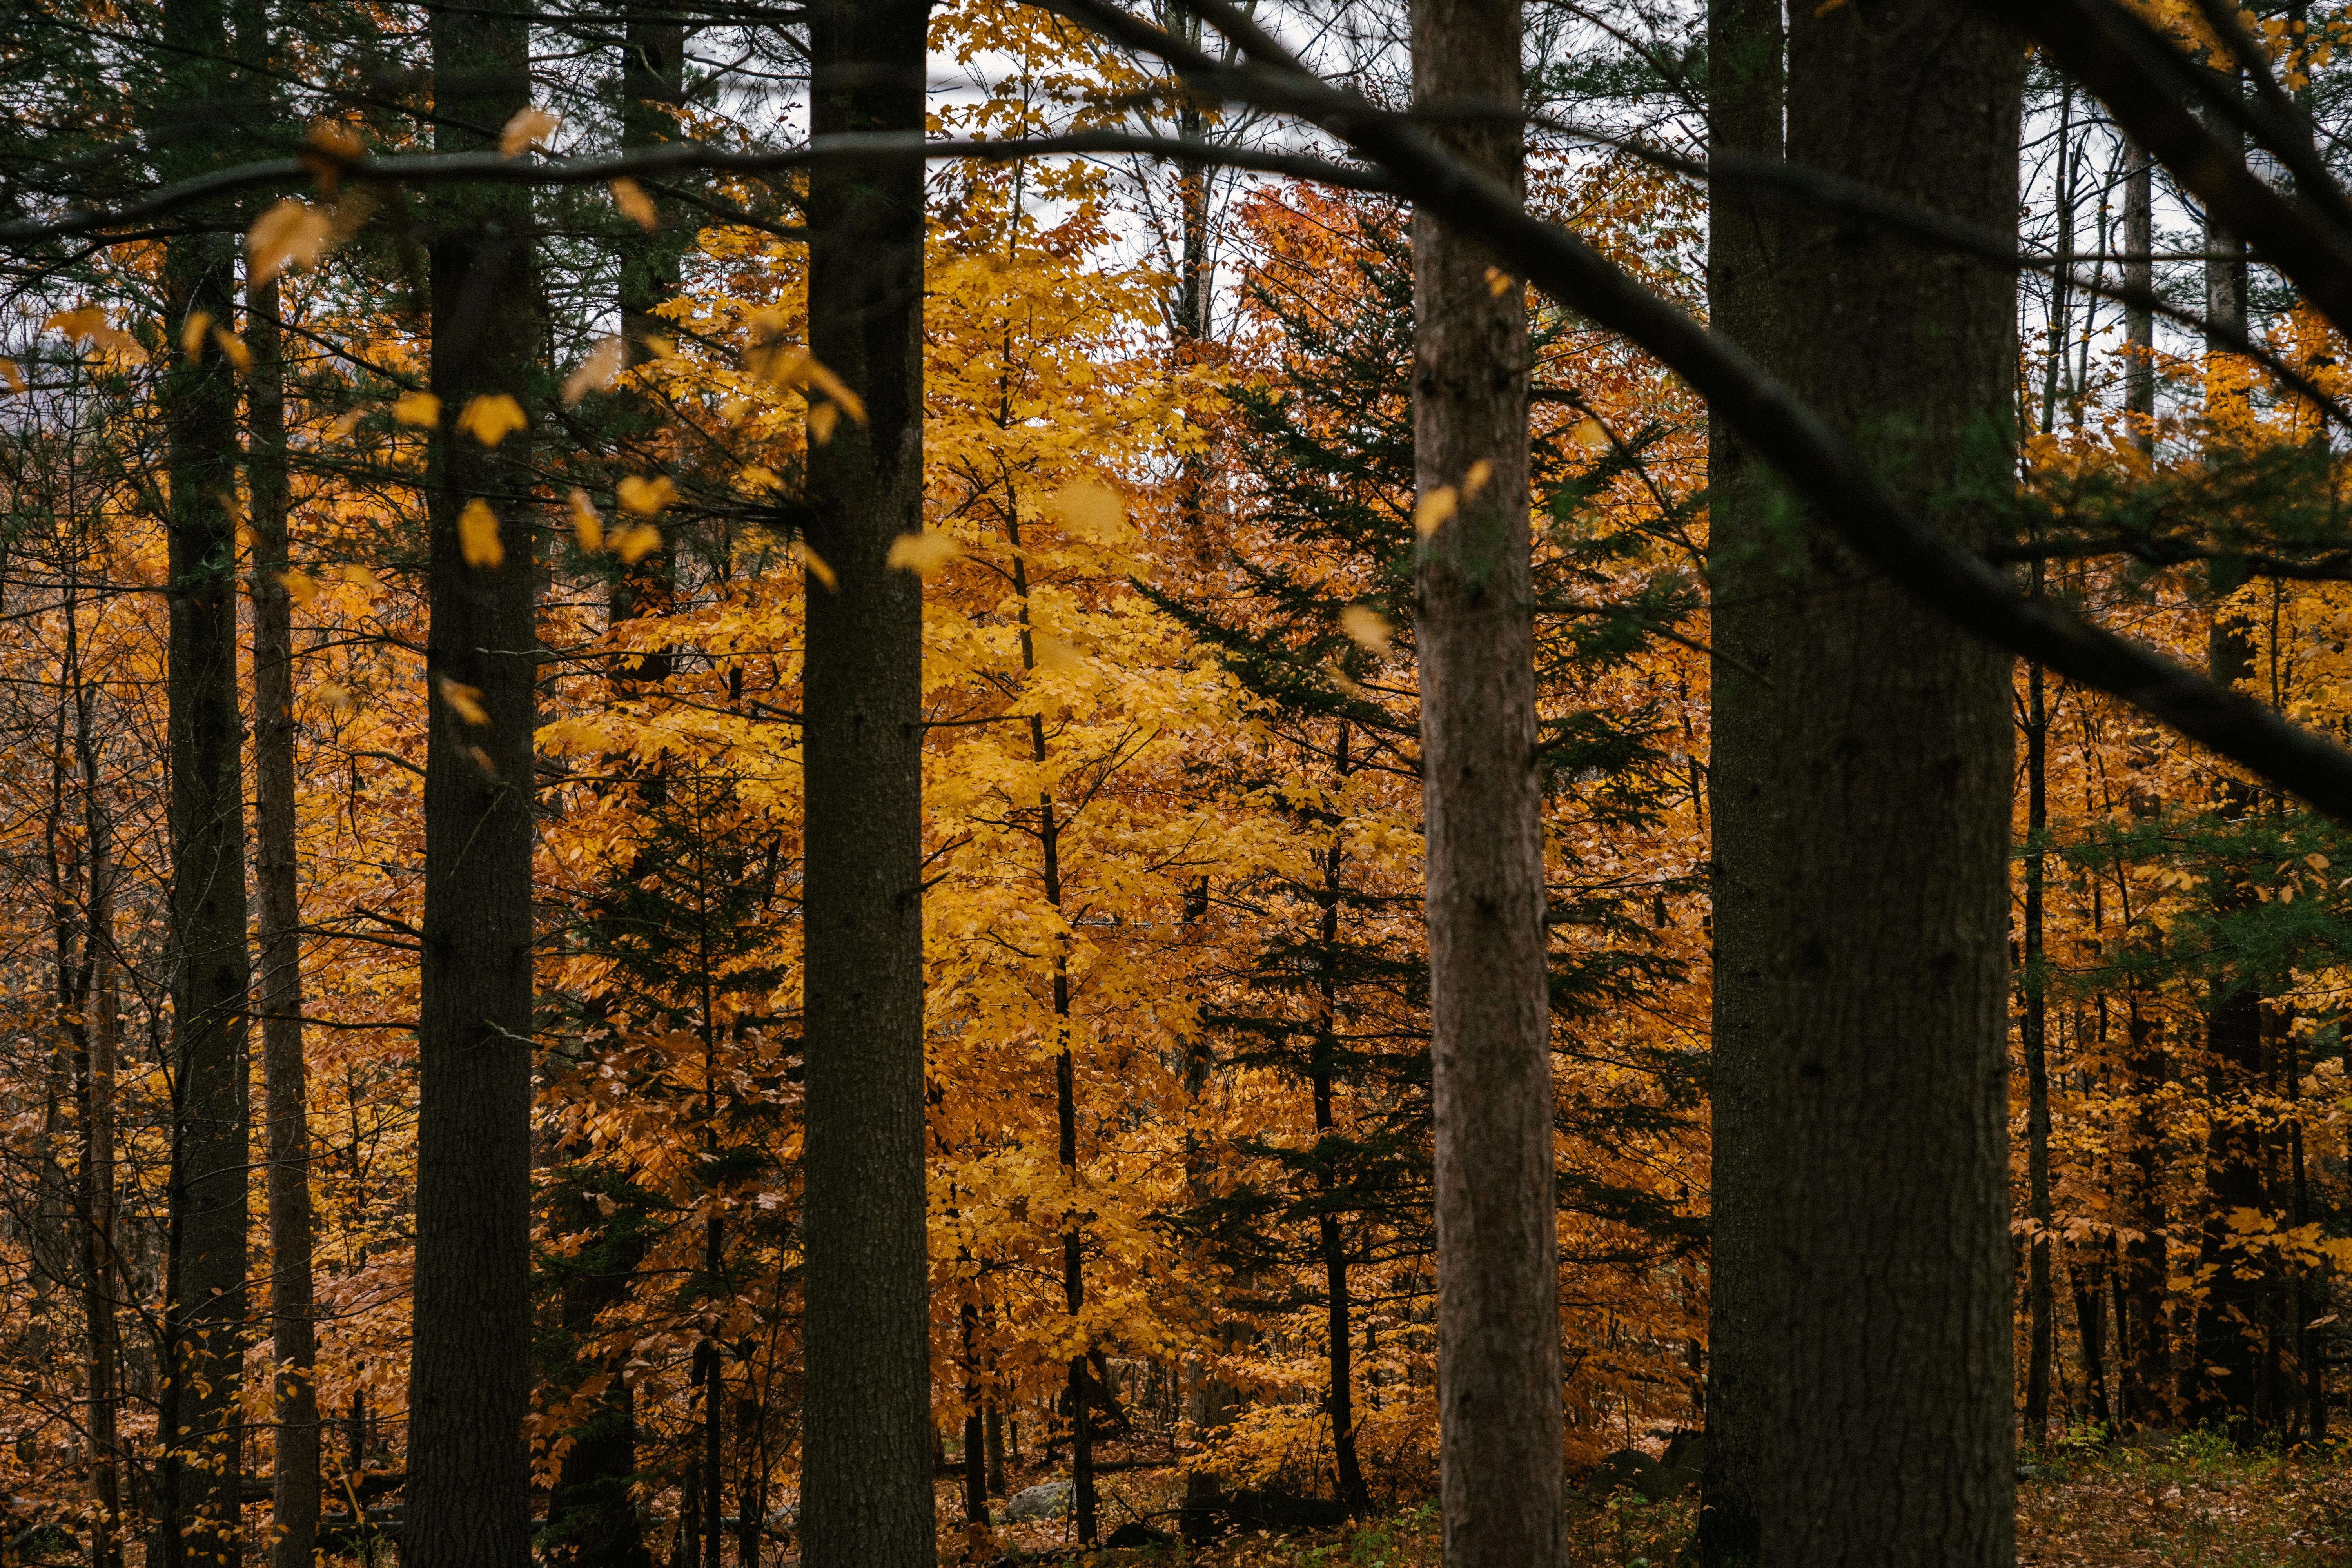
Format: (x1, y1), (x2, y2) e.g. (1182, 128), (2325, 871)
(936, 1435), (2352, 1566)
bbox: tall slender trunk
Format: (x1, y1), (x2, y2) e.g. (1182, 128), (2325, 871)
(246, 189), (321, 1568)
(2120, 994), (2172, 1424)
(77, 691), (122, 1568)
(1408, 4), (1559, 1564)
(408, 11), (541, 1567)
(1719, 6), (2023, 1561)
(2123, 143), (2154, 452)
(2024, 641), (2055, 1445)
(1699, 0), (1784, 1557)
(799, 0), (935, 1561)
(157, 2), (253, 1559)
(961, 1303), (989, 1525)
(2187, 73), (2269, 1436)
(1315, 726), (1368, 1517)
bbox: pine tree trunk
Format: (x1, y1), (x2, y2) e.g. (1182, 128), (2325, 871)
(77, 694), (123, 1568)
(798, 1), (935, 1562)
(157, 4), (252, 1559)
(1408, 2), (1561, 1563)
(2123, 143), (2155, 452)
(249, 260), (320, 1568)
(408, 10), (541, 1567)
(1697, 0), (1784, 1557)
(2120, 995), (2172, 1425)
(1714, 5), (2023, 1560)
(2024, 650), (2055, 1446)
(1313, 746), (1369, 1517)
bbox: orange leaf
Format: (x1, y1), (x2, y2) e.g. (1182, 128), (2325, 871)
(437, 675), (490, 727)
(248, 198), (333, 284)
(499, 106), (559, 157)
(610, 177), (658, 230)
(458, 499), (505, 568)
(458, 394), (527, 447)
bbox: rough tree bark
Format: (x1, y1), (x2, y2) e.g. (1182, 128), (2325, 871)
(1697, 0), (1783, 1556)
(249, 260), (320, 1568)
(1710, 4), (2022, 1562)
(1407, 2), (1563, 1565)
(76, 690), (123, 1568)
(157, 2), (252, 1560)
(407, 10), (541, 1568)
(798, 0), (936, 1562)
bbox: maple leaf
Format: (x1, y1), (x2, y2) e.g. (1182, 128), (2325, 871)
(248, 198), (333, 284)
(887, 531), (963, 576)
(458, 499), (505, 568)
(393, 391), (442, 428)
(278, 571), (319, 609)
(437, 675), (490, 727)
(1055, 481), (1126, 541)
(1413, 485), (1459, 537)
(459, 394), (528, 447)
(499, 106), (559, 156)
(563, 336), (625, 405)
(568, 488), (605, 552)
(180, 311), (212, 362)
(610, 524), (662, 564)
(617, 475), (677, 515)
(610, 178), (658, 230)
(212, 327), (253, 372)
(1339, 604), (1391, 654)
(790, 541), (837, 592)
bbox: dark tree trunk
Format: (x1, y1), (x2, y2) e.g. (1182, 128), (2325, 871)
(2186, 84), (2269, 1436)
(1711, 5), (2022, 1562)
(1698, 0), (1784, 1557)
(157, 3), (252, 1561)
(2119, 996), (2172, 1425)
(1313, 737), (1368, 1518)
(238, 0), (320, 1527)
(249, 262), (321, 1568)
(798, 0), (935, 1562)
(77, 695), (123, 1568)
(2122, 142), (2155, 451)
(1408, 2), (1561, 1564)
(408, 10), (541, 1568)
(2024, 646), (2055, 1446)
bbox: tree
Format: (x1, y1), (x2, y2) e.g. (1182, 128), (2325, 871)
(798, 0), (937, 1561)
(1407, 1), (1564, 1564)
(1707, 5), (2022, 1562)
(408, 8), (543, 1566)
(155, 2), (252, 1561)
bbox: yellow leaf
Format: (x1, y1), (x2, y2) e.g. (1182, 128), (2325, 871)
(887, 531), (963, 576)
(458, 499), (505, 568)
(393, 391), (442, 428)
(336, 562), (382, 597)
(212, 327), (253, 372)
(1484, 265), (1515, 297)
(807, 401), (840, 445)
(610, 177), (658, 229)
(458, 394), (527, 447)
(1339, 604), (1391, 654)
(499, 106), (560, 156)
(791, 540), (837, 592)
(0, 359), (21, 393)
(315, 681), (358, 716)
(278, 570), (318, 609)
(563, 336), (625, 405)
(616, 474), (677, 515)
(2309, 853), (2331, 871)
(45, 306), (107, 341)
(1414, 485), (1458, 537)
(1571, 417), (1610, 455)
(611, 524), (662, 564)
(1464, 458), (1494, 497)
(247, 198), (333, 284)
(467, 744), (500, 777)
(644, 334), (675, 360)
(1055, 480), (1126, 541)
(437, 675), (490, 726)
(739, 465), (780, 491)
(301, 120), (365, 192)
(180, 311), (212, 361)
(1033, 635), (1082, 670)
(568, 488), (604, 552)
(800, 358), (866, 424)
(328, 407), (367, 441)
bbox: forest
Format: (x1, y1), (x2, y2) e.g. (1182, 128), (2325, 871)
(11, 0), (2352, 1566)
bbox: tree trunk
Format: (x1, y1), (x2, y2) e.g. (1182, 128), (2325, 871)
(77, 692), (123, 1568)
(2024, 645), (2055, 1446)
(408, 10), (541, 1568)
(1314, 735), (1369, 1517)
(1408, 2), (1561, 1564)
(1698, 0), (1784, 1557)
(158, 3), (252, 1560)
(798, 0), (935, 1562)
(2120, 995), (2172, 1425)
(248, 239), (321, 1568)
(1715, 5), (2023, 1561)
(2123, 142), (2154, 452)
